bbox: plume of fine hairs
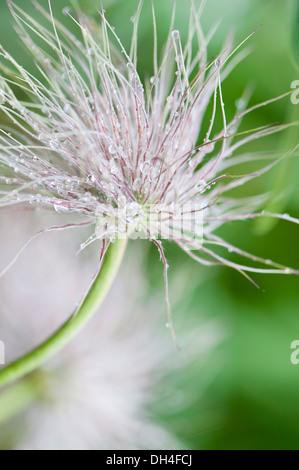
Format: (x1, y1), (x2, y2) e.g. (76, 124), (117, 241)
(0, 209), (223, 450)
(0, 0), (299, 323)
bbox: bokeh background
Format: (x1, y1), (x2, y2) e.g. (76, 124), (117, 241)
(0, 0), (299, 450)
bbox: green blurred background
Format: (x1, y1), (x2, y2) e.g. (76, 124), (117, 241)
(1, 0), (299, 450)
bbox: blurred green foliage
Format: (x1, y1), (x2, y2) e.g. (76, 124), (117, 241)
(291, 0), (299, 68)
(0, 0), (299, 450)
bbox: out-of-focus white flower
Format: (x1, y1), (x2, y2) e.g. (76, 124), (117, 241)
(0, 209), (224, 450)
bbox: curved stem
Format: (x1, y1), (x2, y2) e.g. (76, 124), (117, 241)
(0, 238), (127, 389)
(0, 378), (39, 424)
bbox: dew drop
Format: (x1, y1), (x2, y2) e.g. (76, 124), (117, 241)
(87, 174), (96, 183)
(54, 203), (69, 213)
(172, 30), (180, 40)
(108, 144), (116, 154)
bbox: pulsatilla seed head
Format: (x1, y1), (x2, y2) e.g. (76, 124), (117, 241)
(0, 0), (299, 292)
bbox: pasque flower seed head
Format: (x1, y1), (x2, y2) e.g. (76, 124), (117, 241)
(1, 1), (299, 333)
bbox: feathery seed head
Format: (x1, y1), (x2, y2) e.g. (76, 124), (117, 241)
(1, 0), (299, 287)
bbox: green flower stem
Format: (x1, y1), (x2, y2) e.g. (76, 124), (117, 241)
(0, 238), (127, 389)
(0, 378), (39, 425)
